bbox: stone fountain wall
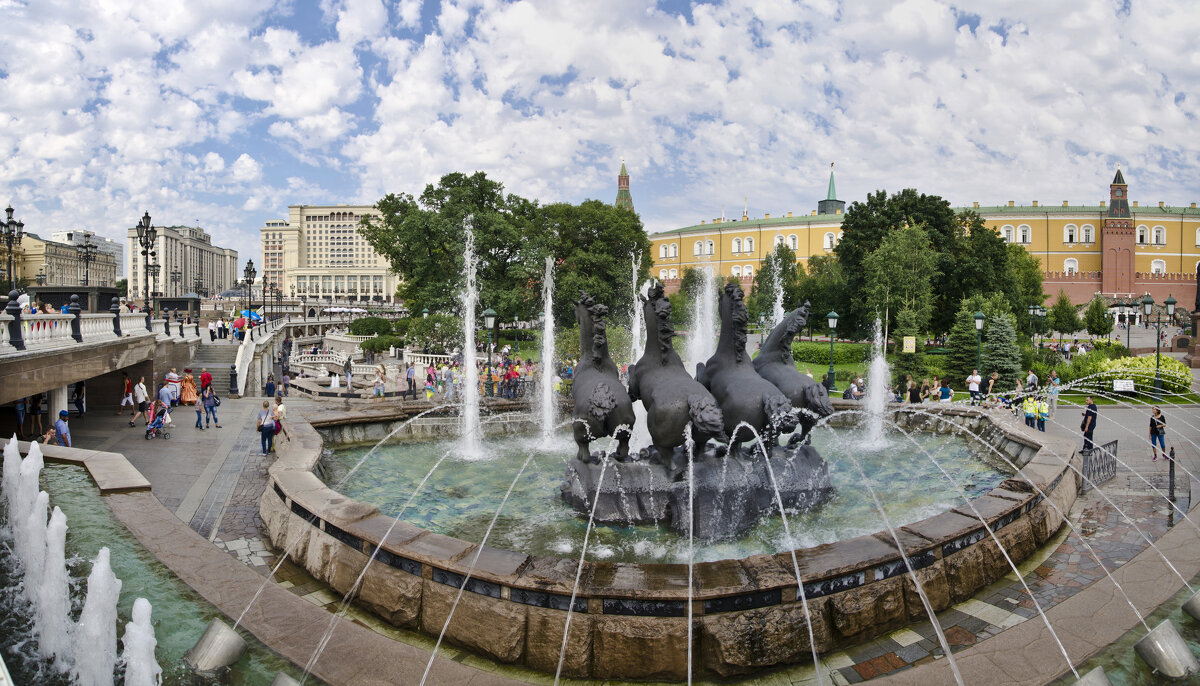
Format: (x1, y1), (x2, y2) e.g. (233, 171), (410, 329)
(260, 405), (1081, 680)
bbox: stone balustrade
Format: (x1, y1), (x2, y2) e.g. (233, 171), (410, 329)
(262, 404), (1081, 680)
(21, 314), (75, 345)
(119, 312), (150, 335)
(403, 351), (452, 368)
(80, 313), (116, 340)
(326, 332), (376, 344)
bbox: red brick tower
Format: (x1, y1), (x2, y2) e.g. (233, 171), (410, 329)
(1101, 166), (1134, 295)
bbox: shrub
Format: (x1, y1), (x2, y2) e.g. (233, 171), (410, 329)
(391, 317), (412, 337)
(360, 335), (403, 354)
(349, 316), (393, 337)
(1095, 356), (1193, 394)
(790, 342), (872, 365)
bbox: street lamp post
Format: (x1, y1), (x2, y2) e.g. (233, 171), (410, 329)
(513, 316), (520, 354)
(422, 307), (429, 319)
(147, 264), (160, 312)
(826, 311), (838, 392)
(3, 206), (24, 293)
(169, 268), (181, 297)
(482, 307), (498, 397)
(244, 260), (257, 330)
(1122, 300), (1133, 349)
(80, 235), (97, 287)
(759, 313), (767, 346)
(135, 212), (156, 314)
(1142, 294), (1177, 398)
(974, 311), (986, 371)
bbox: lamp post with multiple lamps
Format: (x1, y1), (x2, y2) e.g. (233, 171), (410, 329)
(1027, 304), (1046, 347)
(826, 311), (838, 392)
(35, 268), (46, 286)
(243, 260), (257, 328)
(1121, 300), (1135, 349)
(147, 264), (160, 313)
(482, 307), (498, 397)
(3, 206), (24, 293)
(1141, 293), (1177, 398)
(759, 313), (768, 347)
(79, 235), (97, 287)
(135, 212), (156, 312)
(974, 311), (986, 371)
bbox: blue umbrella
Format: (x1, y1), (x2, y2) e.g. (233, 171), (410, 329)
(240, 310), (263, 321)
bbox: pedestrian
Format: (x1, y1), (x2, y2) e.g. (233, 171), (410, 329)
(986, 371), (999, 398)
(919, 380), (931, 402)
(939, 379), (952, 403)
(1047, 371), (1060, 418)
(208, 320), (217, 342)
(1022, 395), (1037, 428)
(28, 393), (43, 436)
(1150, 406), (1167, 461)
(265, 374), (276, 398)
(181, 369), (198, 405)
(282, 371), (290, 397)
(199, 367), (212, 391)
(201, 385), (220, 429)
(273, 395), (288, 442)
(373, 369), (385, 402)
(1081, 396), (1097, 452)
(47, 409), (71, 447)
(14, 397), (25, 440)
(257, 400), (276, 456)
(130, 377), (149, 426)
(166, 368), (181, 406)
(72, 381), (86, 416)
(906, 380), (920, 403)
(405, 362), (416, 400)
(343, 357), (353, 391)
(117, 372), (134, 415)
(445, 364), (457, 403)
(1025, 368), (1039, 391)
(1036, 396), (1048, 432)
(193, 391), (204, 429)
(966, 369), (982, 405)
(426, 366), (437, 400)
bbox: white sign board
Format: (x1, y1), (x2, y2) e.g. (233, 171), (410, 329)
(1113, 379), (1135, 392)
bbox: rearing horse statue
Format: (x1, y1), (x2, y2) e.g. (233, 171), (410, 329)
(753, 301), (834, 445)
(570, 292), (636, 463)
(628, 284), (727, 464)
(695, 283), (797, 451)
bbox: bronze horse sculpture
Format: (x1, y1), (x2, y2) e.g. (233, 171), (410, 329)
(570, 292), (636, 463)
(627, 283), (727, 466)
(695, 283), (797, 451)
(753, 301), (834, 445)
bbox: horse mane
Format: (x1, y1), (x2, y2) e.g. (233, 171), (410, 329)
(724, 283), (748, 364)
(588, 302), (609, 364)
(646, 283), (674, 362)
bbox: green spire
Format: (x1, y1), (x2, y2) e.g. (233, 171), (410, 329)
(620, 160), (628, 177)
(826, 162), (837, 200)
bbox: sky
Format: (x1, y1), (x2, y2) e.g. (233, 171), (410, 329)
(1, 0), (1198, 272)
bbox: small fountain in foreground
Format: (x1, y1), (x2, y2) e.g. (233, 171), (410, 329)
(539, 256), (556, 443)
(459, 217), (483, 459)
(861, 319), (892, 450)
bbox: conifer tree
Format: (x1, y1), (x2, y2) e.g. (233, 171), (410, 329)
(1083, 294), (1113, 338)
(981, 313), (1022, 390)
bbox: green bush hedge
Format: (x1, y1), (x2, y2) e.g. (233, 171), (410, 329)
(790, 342), (872, 365)
(1094, 356), (1193, 394)
(360, 335), (403, 353)
(349, 316), (393, 337)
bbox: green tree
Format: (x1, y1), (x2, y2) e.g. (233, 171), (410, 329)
(797, 254), (847, 337)
(406, 313), (463, 354)
(945, 293), (1014, 383)
(862, 223), (938, 345)
(679, 267), (706, 302)
(940, 212), (1022, 335)
(535, 199), (652, 328)
(359, 171), (542, 317)
(1083, 294), (1114, 338)
(747, 244), (804, 323)
(115, 278), (128, 297)
(835, 188), (957, 337)
(1004, 243), (1047, 335)
(1046, 290), (1081, 339)
(980, 313), (1022, 390)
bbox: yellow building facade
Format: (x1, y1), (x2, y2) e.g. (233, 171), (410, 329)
(648, 169), (1200, 305)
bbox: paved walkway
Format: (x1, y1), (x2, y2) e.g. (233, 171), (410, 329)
(61, 347), (1200, 685)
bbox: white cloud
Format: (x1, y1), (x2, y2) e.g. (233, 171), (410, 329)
(230, 153), (263, 182)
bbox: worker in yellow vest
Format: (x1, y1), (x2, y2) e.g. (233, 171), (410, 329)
(1036, 396), (1049, 432)
(1022, 396), (1037, 428)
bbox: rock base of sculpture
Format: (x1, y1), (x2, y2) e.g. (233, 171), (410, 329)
(561, 442), (834, 541)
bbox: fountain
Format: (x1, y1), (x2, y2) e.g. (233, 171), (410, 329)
(861, 319), (892, 450)
(539, 256), (556, 442)
(459, 216), (483, 459)
(684, 265), (717, 374)
(562, 284), (833, 540)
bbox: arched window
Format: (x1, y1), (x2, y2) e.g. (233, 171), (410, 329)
(1064, 258), (1078, 275)
(694, 241), (703, 256)
(659, 244), (667, 259)
(706, 240), (714, 255)
(732, 238), (742, 253)
(823, 232), (835, 250)
(745, 237), (754, 253)
(788, 234), (798, 250)
(669, 243), (678, 258)
(668, 268), (678, 279)
(1195, 228), (1200, 246)
(731, 265), (742, 277)
(743, 265), (754, 278)
(1001, 225), (1014, 243)
(1153, 226), (1166, 245)
(659, 269), (667, 280)
(1137, 226), (1149, 244)
(1081, 224), (1094, 243)
(1151, 259), (1166, 275)
(774, 234), (785, 246)
(1018, 225), (1031, 243)
(1064, 224), (1077, 244)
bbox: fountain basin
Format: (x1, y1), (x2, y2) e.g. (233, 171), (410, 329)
(262, 403), (1082, 680)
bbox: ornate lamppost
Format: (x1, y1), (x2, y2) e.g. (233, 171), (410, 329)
(1142, 293), (1177, 398)
(35, 267), (46, 286)
(135, 212), (156, 309)
(169, 267), (181, 297)
(974, 311), (986, 371)
(513, 316), (520, 354)
(147, 264), (160, 312)
(243, 260), (257, 327)
(483, 307), (498, 397)
(1027, 303), (1046, 347)
(3, 206), (24, 293)
(79, 234), (97, 287)
(826, 310), (838, 392)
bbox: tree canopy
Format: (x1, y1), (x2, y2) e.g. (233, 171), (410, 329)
(1084, 294), (1114, 338)
(359, 172), (651, 328)
(1046, 290), (1081, 337)
(862, 223), (938, 342)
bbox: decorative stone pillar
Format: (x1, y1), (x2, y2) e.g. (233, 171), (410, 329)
(111, 297), (122, 337)
(69, 294), (83, 342)
(48, 385), (69, 419)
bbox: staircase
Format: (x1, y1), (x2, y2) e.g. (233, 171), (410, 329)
(191, 342), (240, 371)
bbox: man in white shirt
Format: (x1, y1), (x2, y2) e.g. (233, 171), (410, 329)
(966, 369), (982, 405)
(130, 376), (150, 426)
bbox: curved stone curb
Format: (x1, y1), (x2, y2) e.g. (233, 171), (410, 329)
(263, 403), (1081, 680)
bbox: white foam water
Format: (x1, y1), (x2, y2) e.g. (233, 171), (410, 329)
(74, 547), (123, 686)
(121, 598), (163, 686)
(861, 319), (892, 450)
(460, 217), (484, 459)
(685, 266), (717, 377)
(38, 506), (72, 671)
(539, 256), (557, 444)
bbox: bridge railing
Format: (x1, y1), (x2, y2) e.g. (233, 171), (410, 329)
(21, 314), (75, 346)
(403, 351), (453, 368)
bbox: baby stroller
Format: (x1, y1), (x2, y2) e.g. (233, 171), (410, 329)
(145, 405), (171, 440)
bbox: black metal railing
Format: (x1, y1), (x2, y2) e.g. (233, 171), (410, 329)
(1081, 439), (1118, 492)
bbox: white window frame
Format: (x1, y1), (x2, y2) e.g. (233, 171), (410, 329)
(669, 243), (678, 258)
(693, 241), (703, 256)
(1001, 225), (1014, 243)
(788, 234), (798, 250)
(1081, 224), (1094, 243)
(732, 238), (742, 253)
(706, 240), (714, 255)
(1018, 224), (1031, 244)
(1153, 226), (1166, 245)
(659, 244), (667, 259)
(823, 232), (835, 250)
(1064, 224), (1077, 244)
(659, 269), (667, 280)
(1137, 226), (1149, 244)
(1064, 258), (1078, 275)
(743, 265), (754, 278)
(731, 265), (741, 277)
(1151, 259), (1166, 275)
(745, 237), (754, 253)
